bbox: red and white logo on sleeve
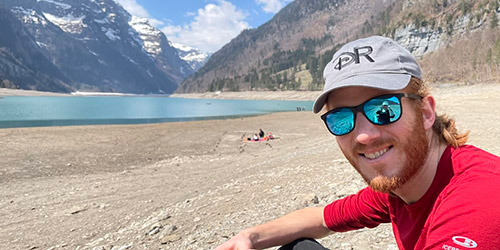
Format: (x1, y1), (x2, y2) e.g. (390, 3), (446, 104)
(452, 236), (477, 248)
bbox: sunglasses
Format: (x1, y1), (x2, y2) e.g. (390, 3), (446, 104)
(321, 93), (422, 136)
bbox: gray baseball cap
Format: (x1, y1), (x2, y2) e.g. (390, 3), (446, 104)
(313, 36), (422, 113)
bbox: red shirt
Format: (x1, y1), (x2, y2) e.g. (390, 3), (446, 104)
(324, 145), (500, 250)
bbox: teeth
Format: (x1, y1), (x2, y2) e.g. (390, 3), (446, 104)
(364, 148), (389, 159)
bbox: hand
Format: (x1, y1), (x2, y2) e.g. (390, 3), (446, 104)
(214, 233), (255, 250)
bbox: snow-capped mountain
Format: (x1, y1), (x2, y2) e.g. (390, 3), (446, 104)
(170, 42), (210, 72)
(0, 0), (192, 94)
(129, 16), (192, 82)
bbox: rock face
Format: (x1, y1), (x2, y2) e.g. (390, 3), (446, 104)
(394, 25), (447, 58)
(0, 0), (192, 94)
(394, 11), (496, 58)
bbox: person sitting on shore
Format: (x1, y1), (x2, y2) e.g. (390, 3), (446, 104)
(253, 133), (259, 141)
(215, 36), (500, 250)
(259, 129), (265, 138)
(268, 132), (275, 139)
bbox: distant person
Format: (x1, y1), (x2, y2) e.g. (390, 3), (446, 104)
(375, 100), (395, 124)
(268, 132), (275, 139)
(259, 129), (265, 138)
(253, 134), (259, 141)
(215, 36), (500, 250)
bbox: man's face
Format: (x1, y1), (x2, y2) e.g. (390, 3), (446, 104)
(325, 87), (429, 193)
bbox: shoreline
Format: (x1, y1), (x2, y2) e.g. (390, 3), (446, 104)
(0, 87), (321, 100)
(2, 81), (499, 100)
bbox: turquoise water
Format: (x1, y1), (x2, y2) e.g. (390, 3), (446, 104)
(0, 96), (313, 128)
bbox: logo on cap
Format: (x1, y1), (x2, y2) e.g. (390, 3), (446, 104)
(333, 46), (374, 71)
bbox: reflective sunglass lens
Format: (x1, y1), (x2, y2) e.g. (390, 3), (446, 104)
(326, 108), (354, 135)
(363, 96), (402, 125)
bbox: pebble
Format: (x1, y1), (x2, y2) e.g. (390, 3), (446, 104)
(114, 243), (133, 250)
(300, 193), (319, 206)
(148, 227), (160, 236)
(160, 234), (181, 244)
(68, 206), (87, 215)
(163, 224), (177, 235)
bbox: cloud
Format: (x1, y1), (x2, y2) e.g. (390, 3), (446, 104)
(114, 0), (149, 17)
(255, 0), (292, 13)
(114, 0), (166, 27)
(161, 0), (250, 53)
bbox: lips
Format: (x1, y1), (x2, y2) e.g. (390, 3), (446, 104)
(363, 146), (392, 160)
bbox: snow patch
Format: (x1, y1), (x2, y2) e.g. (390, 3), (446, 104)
(101, 27), (120, 41)
(37, 0), (71, 10)
(107, 13), (116, 22)
(36, 41), (48, 47)
(129, 16), (163, 56)
(93, 18), (110, 24)
(128, 58), (138, 65)
(170, 42), (209, 63)
(169, 42), (194, 52)
(12, 7), (48, 26)
(170, 41), (210, 71)
(43, 12), (87, 34)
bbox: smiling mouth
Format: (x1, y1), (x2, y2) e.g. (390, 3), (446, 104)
(363, 146), (392, 160)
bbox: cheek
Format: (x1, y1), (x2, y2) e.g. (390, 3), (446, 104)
(336, 136), (354, 156)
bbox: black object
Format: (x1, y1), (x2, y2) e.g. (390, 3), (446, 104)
(279, 238), (330, 250)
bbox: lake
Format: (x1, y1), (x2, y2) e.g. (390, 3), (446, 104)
(0, 96), (313, 128)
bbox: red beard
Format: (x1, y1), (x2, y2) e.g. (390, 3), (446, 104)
(346, 113), (429, 193)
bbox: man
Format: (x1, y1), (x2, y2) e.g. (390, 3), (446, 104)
(375, 101), (395, 124)
(215, 36), (500, 250)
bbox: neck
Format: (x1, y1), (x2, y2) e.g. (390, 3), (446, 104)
(392, 137), (448, 204)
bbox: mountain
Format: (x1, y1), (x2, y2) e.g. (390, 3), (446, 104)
(0, 0), (193, 94)
(170, 42), (210, 72)
(129, 16), (192, 84)
(0, 3), (71, 92)
(177, 0), (500, 93)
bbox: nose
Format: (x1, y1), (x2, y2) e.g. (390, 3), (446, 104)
(354, 113), (381, 144)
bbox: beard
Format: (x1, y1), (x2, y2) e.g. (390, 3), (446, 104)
(344, 113), (429, 193)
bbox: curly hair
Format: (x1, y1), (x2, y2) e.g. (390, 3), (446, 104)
(406, 77), (469, 147)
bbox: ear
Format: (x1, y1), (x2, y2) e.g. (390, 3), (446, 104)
(420, 96), (436, 130)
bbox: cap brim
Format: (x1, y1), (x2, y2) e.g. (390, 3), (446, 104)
(313, 73), (411, 113)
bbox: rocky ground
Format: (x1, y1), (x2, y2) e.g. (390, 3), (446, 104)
(1, 83), (499, 250)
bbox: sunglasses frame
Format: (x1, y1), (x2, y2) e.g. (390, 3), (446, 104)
(321, 93), (422, 136)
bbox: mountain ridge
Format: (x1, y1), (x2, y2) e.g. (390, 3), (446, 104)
(0, 0), (193, 94)
(177, 0), (500, 93)
(170, 42), (211, 72)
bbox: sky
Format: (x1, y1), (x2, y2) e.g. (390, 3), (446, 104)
(114, 0), (293, 53)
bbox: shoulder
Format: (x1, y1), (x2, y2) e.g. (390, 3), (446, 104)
(421, 146), (500, 249)
(439, 145), (500, 212)
(449, 145), (500, 175)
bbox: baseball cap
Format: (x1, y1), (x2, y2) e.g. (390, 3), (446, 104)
(313, 36), (422, 113)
